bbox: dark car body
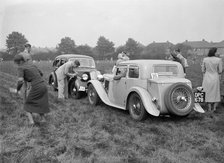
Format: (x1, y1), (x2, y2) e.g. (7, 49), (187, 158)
(49, 54), (100, 99)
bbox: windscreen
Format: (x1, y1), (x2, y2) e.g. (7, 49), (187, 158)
(70, 58), (96, 68)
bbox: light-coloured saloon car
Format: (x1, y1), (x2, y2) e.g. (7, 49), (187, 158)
(87, 60), (204, 121)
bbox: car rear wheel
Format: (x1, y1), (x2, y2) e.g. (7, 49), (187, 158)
(164, 83), (194, 116)
(69, 81), (81, 99)
(88, 84), (99, 106)
(128, 93), (147, 121)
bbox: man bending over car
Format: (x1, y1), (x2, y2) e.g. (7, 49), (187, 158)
(56, 60), (80, 99)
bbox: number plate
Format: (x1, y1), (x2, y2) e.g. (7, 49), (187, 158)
(79, 86), (85, 91)
(194, 92), (205, 103)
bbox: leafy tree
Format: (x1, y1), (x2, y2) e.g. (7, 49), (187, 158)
(125, 38), (143, 59)
(96, 36), (115, 59)
(76, 44), (94, 57)
(6, 31), (28, 55)
(141, 41), (173, 59)
(116, 45), (126, 54)
(57, 37), (76, 54)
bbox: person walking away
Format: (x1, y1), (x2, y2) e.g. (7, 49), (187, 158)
(55, 60), (80, 99)
(202, 47), (222, 111)
(13, 54), (50, 125)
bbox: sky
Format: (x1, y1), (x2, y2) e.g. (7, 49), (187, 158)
(0, 0), (223, 48)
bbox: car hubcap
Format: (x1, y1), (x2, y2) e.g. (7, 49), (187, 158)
(73, 87), (77, 92)
(131, 97), (141, 115)
(71, 86), (77, 95)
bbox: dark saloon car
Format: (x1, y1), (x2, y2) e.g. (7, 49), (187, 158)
(49, 54), (100, 99)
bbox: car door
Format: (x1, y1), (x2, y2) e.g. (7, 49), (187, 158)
(110, 65), (128, 107)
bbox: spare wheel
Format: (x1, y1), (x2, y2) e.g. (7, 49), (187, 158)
(164, 83), (194, 116)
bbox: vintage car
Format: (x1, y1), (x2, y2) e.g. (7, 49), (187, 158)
(49, 54), (100, 99)
(87, 60), (205, 121)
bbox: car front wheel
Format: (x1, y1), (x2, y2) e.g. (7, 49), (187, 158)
(128, 93), (147, 121)
(69, 81), (81, 99)
(49, 76), (57, 91)
(87, 84), (99, 106)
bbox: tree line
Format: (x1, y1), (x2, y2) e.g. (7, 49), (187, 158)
(0, 31), (193, 61)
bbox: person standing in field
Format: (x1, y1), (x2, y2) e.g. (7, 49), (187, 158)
(19, 43), (32, 62)
(112, 51), (130, 73)
(13, 54), (50, 125)
(168, 49), (189, 73)
(202, 47), (223, 111)
(55, 60), (80, 99)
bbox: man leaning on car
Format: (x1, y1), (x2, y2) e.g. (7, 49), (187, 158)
(55, 60), (80, 99)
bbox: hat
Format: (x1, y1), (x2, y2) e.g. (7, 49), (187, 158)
(24, 43), (31, 48)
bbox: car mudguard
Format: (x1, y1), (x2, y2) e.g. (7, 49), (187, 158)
(127, 87), (160, 116)
(88, 80), (124, 109)
(193, 103), (205, 113)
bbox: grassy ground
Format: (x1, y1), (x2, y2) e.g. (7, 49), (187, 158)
(1, 60), (224, 163)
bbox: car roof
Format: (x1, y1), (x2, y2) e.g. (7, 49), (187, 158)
(119, 59), (180, 66)
(55, 54), (93, 60)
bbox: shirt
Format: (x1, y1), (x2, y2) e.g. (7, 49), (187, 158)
(19, 51), (32, 62)
(18, 63), (43, 86)
(55, 61), (75, 80)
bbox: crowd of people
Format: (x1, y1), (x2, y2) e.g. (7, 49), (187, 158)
(11, 43), (223, 126)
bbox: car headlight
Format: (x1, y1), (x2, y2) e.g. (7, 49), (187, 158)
(82, 74), (88, 81)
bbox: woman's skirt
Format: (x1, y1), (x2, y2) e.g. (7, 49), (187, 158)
(24, 81), (50, 114)
(202, 72), (220, 102)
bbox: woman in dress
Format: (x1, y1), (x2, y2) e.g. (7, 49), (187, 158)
(14, 54), (50, 125)
(202, 47), (222, 111)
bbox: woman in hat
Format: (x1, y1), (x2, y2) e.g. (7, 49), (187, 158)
(14, 54), (50, 125)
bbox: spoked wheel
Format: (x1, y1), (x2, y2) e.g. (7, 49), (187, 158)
(69, 81), (81, 99)
(88, 84), (99, 105)
(165, 83), (194, 116)
(128, 93), (147, 121)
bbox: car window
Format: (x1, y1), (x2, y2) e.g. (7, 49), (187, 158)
(60, 59), (67, 66)
(153, 64), (178, 75)
(53, 59), (60, 67)
(129, 66), (139, 78)
(116, 66), (127, 76)
(69, 58), (95, 68)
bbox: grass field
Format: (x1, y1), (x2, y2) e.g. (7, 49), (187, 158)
(1, 60), (224, 163)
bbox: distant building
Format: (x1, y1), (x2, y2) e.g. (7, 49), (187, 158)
(147, 41), (174, 49)
(212, 40), (224, 55)
(182, 39), (224, 55)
